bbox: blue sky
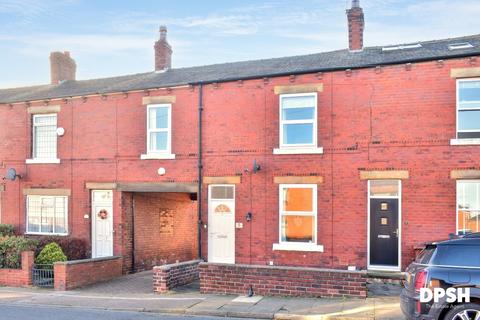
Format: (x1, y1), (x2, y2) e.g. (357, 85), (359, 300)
(0, 0), (479, 88)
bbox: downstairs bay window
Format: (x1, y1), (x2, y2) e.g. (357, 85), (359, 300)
(273, 184), (323, 252)
(457, 180), (480, 235)
(26, 195), (68, 235)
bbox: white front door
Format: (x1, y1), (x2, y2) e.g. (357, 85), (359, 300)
(91, 190), (113, 258)
(208, 185), (235, 264)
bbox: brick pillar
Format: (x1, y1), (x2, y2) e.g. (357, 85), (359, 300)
(54, 263), (67, 291)
(21, 251), (34, 286)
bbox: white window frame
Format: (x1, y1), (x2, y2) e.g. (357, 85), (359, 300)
(26, 195), (68, 236)
(456, 180), (480, 235)
(274, 93), (323, 154)
(273, 184), (323, 252)
(27, 113), (60, 164)
(452, 78), (480, 144)
(141, 104), (175, 159)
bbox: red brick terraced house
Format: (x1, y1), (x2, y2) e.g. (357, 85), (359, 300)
(1, 1), (480, 281)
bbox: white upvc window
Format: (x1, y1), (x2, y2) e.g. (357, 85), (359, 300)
(272, 184), (323, 252)
(28, 114), (59, 163)
(457, 180), (480, 235)
(26, 195), (68, 235)
(456, 78), (480, 139)
(274, 93), (323, 155)
(141, 104), (175, 159)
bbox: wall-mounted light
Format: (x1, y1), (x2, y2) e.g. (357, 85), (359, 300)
(158, 167), (166, 175)
(56, 127), (65, 136)
(246, 212), (252, 222)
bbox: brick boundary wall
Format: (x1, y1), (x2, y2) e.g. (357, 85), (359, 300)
(153, 259), (201, 293)
(54, 256), (123, 291)
(0, 251), (34, 287)
(199, 262), (367, 298)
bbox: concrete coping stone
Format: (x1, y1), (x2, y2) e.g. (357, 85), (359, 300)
(154, 259), (203, 271)
(199, 262), (368, 275)
(54, 255), (122, 265)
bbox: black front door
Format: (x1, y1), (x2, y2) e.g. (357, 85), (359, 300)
(369, 198), (399, 267)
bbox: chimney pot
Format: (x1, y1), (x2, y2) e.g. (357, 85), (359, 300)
(50, 51), (76, 85)
(154, 25), (172, 71)
(346, 0), (364, 51)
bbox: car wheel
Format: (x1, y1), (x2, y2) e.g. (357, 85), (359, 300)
(444, 304), (480, 320)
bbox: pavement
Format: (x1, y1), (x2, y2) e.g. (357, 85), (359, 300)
(0, 271), (404, 320)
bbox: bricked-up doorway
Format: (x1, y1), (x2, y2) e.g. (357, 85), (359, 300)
(129, 192), (198, 272)
(367, 180), (401, 271)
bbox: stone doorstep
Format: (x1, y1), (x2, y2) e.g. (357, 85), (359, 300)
(232, 295), (264, 304)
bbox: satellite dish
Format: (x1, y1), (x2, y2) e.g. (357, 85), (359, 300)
(5, 168), (20, 181)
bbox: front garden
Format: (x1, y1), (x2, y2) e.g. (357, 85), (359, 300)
(0, 224), (88, 287)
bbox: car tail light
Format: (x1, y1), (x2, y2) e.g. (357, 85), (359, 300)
(414, 269), (428, 292)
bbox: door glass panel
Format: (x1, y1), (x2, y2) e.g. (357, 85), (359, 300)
(210, 186), (234, 200)
(214, 204), (231, 214)
(370, 180), (399, 197)
(283, 188), (313, 211)
(281, 215), (313, 243)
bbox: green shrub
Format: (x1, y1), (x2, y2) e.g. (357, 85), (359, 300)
(35, 242), (67, 265)
(0, 236), (38, 269)
(0, 224), (14, 237)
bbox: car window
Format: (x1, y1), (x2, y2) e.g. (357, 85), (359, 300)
(415, 246), (436, 264)
(431, 245), (480, 267)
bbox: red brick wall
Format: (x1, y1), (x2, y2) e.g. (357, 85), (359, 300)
(153, 259), (200, 293)
(199, 262), (367, 298)
(0, 251), (34, 287)
(0, 56), (478, 272)
(133, 192), (198, 271)
(54, 256), (123, 290)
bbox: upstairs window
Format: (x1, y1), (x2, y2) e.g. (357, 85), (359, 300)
(147, 104), (171, 154)
(279, 93), (317, 148)
(32, 114), (57, 159)
(457, 79), (480, 139)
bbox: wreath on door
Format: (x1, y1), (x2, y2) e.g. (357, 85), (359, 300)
(97, 209), (108, 220)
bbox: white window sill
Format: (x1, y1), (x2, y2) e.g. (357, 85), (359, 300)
(450, 138), (480, 146)
(26, 158), (61, 164)
(273, 147), (324, 155)
(25, 232), (68, 236)
(140, 153), (176, 160)
(273, 243), (324, 252)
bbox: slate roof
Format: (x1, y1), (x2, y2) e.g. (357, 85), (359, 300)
(1, 34), (480, 104)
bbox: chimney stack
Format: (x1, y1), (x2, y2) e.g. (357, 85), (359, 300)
(154, 26), (172, 71)
(50, 51), (76, 84)
(346, 0), (364, 51)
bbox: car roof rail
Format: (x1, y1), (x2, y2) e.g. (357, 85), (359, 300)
(461, 232), (480, 239)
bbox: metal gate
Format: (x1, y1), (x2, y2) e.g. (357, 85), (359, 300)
(32, 264), (54, 287)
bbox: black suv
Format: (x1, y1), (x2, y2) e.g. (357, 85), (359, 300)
(401, 233), (480, 320)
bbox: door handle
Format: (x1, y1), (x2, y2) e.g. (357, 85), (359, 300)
(393, 229), (399, 238)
